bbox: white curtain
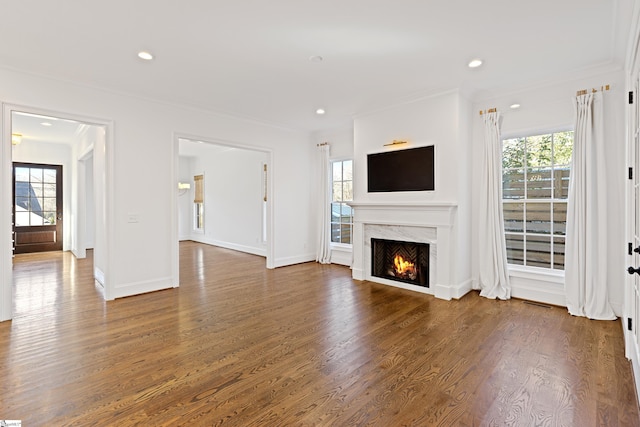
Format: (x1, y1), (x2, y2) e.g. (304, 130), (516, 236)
(477, 111), (511, 300)
(316, 143), (332, 264)
(565, 92), (616, 320)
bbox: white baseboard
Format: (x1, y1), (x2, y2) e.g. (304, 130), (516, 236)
(273, 253), (315, 268)
(434, 278), (473, 301)
(112, 275), (174, 299)
(189, 236), (266, 257)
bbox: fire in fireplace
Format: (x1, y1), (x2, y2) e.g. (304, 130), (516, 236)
(371, 238), (429, 287)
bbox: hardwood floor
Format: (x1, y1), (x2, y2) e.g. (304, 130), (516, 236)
(1, 241), (639, 426)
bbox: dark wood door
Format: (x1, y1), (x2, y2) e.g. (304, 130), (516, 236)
(12, 163), (63, 254)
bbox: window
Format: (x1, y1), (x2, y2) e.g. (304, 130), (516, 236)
(331, 160), (353, 244)
(502, 131), (573, 270)
(194, 174), (204, 231)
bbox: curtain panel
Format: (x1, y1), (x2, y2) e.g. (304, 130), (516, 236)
(565, 92), (616, 320)
(316, 144), (332, 264)
(477, 111), (511, 300)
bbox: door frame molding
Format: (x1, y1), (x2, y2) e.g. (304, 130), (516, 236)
(171, 132), (275, 289)
(1, 103), (115, 321)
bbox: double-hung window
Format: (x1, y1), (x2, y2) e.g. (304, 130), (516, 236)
(331, 160), (353, 245)
(502, 131), (573, 270)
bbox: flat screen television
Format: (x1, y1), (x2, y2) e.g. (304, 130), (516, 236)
(367, 145), (434, 192)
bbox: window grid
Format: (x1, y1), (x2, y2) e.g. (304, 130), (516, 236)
(502, 131), (572, 270)
(331, 160), (353, 245)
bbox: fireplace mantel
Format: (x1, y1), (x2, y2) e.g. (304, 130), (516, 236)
(349, 200), (469, 300)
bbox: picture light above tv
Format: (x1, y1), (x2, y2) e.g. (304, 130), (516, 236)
(367, 145), (434, 192)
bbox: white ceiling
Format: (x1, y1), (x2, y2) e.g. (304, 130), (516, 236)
(1, 0), (634, 134)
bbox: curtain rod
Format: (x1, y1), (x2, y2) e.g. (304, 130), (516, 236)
(479, 107), (497, 116)
(317, 142), (329, 147)
(576, 84), (610, 96)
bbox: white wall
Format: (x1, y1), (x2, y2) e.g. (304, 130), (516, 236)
(11, 140), (72, 251)
(183, 147), (269, 256)
(470, 70), (627, 313)
(0, 67), (314, 304)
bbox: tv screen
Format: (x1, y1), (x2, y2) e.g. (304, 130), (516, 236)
(367, 145), (434, 192)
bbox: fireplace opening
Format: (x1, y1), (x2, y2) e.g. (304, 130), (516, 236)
(371, 238), (429, 287)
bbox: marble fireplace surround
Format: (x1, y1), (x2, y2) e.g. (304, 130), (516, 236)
(349, 201), (461, 300)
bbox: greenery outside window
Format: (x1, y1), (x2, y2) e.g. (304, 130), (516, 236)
(502, 131), (573, 270)
(331, 160), (353, 245)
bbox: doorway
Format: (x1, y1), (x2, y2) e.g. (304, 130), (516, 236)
(173, 135), (274, 286)
(13, 162), (63, 254)
(1, 104), (113, 321)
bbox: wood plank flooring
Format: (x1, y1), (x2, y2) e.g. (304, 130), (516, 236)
(1, 241), (639, 426)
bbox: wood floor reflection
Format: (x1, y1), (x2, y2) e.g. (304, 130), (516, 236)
(1, 241), (638, 426)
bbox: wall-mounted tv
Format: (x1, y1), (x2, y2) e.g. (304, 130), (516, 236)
(367, 145), (434, 192)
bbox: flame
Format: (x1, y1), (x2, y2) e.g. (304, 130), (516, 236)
(394, 254), (415, 275)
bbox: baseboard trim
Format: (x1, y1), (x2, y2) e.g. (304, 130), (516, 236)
(112, 276), (174, 299)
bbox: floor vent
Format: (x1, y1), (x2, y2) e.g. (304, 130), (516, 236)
(523, 301), (552, 309)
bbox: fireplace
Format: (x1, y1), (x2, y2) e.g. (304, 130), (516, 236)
(371, 238), (429, 287)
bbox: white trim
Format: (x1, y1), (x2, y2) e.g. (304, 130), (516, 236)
(1, 103), (114, 318)
(0, 104), (12, 321)
(190, 236), (267, 257)
(112, 275), (174, 299)
(273, 253), (315, 268)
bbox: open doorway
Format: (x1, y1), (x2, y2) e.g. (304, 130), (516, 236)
(1, 105), (112, 321)
(173, 136), (274, 285)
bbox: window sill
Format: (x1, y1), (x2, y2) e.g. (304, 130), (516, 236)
(330, 243), (352, 252)
(508, 265), (564, 284)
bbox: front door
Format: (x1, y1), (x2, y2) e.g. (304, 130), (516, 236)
(12, 163), (63, 254)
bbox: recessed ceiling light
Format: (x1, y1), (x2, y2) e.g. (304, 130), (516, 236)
(510, 103), (521, 110)
(468, 59), (483, 68)
(309, 55), (323, 63)
(138, 51), (154, 61)
(316, 108), (326, 115)
(41, 122), (52, 126)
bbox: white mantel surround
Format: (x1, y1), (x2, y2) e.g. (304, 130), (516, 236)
(350, 201), (468, 300)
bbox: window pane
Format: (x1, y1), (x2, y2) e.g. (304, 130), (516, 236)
(553, 236), (565, 270)
(340, 224), (352, 244)
(526, 234), (551, 268)
(553, 131), (573, 166)
(30, 168), (43, 184)
(503, 169), (524, 199)
(43, 183), (56, 198)
(30, 213), (44, 226)
(343, 160), (353, 180)
(341, 203), (352, 223)
(332, 162), (342, 182)
(31, 183), (44, 198)
(553, 202), (567, 235)
(15, 167), (29, 182)
(31, 196), (44, 213)
(331, 203), (340, 222)
(503, 138), (525, 169)
(331, 223), (340, 243)
(526, 202), (551, 234)
(44, 212), (56, 225)
(505, 233), (524, 265)
(526, 167), (552, 199)
(15, 211), (29, 226)
(43, 169), (57, 183)
(43, 197), (56, 212)
(15, 196), (29, 211)
(332, 182), (343, 202)
(554, 167), (570, 199)
(343, 181), (353, 201)
(526, 134), (552, 167)
(503, 202), (524, 233)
